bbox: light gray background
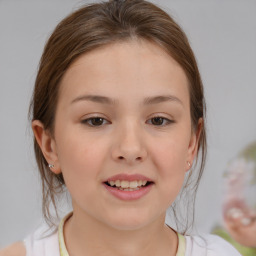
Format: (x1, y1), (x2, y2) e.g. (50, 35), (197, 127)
(0, 0), (255, 248)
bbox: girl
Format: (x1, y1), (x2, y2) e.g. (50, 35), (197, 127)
(1, 0), (241, 255)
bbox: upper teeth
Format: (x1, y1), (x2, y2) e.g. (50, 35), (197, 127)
(108, 180), (147, 188)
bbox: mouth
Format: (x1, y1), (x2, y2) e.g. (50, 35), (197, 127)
(103, 174), (154, 200)
(104, 180), (154, 191)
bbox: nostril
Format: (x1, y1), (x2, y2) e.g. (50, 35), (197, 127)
(117, 156), (143, 161)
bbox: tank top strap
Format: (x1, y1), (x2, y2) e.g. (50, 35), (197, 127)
(59, 212), (73, 256)
(58, 214), (186, 256)
(176, 233), (186, 256)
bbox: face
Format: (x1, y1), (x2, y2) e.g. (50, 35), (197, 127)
(34, 40), (200, 230)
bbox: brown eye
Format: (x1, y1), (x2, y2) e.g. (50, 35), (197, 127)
(151, 117), (164, 125)
(148, 116), (174, 126)
(91, 118), (104, 126)
(81, 117), (108, 127)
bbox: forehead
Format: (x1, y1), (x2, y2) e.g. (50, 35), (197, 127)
(58, 39), (189, 107)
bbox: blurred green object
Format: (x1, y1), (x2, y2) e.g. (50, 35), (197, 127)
(240, 142), (256, 185)
(213, 226), (256, 255)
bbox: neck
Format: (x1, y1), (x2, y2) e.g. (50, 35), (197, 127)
(64, 210), (178, 256)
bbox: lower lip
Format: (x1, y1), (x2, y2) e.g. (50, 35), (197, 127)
(103, 183), (153, 201)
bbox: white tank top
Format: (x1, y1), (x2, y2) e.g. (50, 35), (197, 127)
(23, 213), (241, 256)
(24, 229), (59, 256)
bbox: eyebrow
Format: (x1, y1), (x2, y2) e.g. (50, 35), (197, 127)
(71, 94), (183, 106)
(143, 95), (183, 106)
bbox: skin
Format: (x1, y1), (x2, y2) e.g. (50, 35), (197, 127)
(0, 242), (26, 256)
(224, 199), (256, 247)
(1, 39), (201, 256)
(225, 218), (256, 248)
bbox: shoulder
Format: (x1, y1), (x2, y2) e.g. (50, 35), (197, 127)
(23, 226), (59, 256)
(0, 242), (26, 256)
(0, 225), (59, 256)
(185, 234), (242, 256)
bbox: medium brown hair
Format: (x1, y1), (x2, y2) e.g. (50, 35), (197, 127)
(30, 0), (206, 234)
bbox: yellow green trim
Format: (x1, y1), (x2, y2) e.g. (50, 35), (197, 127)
(58, 212), (72, 256)
(176, 233), (186, 256)
(58, 213), (186, 256)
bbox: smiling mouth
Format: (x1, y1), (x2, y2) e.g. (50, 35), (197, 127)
(104, 180), (154, 191)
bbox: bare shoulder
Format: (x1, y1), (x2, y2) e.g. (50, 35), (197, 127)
(0, 242), (26, 256)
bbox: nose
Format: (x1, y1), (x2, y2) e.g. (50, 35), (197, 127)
(111, 121), (148, 165)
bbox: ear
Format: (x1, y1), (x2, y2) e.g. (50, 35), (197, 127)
(32, 120), (61, 174)
(186, 118), (203, 170)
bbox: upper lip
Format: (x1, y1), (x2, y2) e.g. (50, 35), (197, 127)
(105, 174), (153, 182)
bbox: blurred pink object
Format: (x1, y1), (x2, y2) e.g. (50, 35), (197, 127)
(222, 157), (256, 247)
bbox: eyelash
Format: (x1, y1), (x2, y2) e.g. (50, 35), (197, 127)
(81, 116), (174, 127)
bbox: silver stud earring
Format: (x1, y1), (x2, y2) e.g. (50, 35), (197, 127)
(48, 164), (54, 168)
(187, 161), (191, 168)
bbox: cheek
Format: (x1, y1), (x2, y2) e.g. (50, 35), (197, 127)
(150, 133), (189, 173)
(153, 142), (187, 190)
(148, 131), (190, 201)
(55, 131), (108, 186)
